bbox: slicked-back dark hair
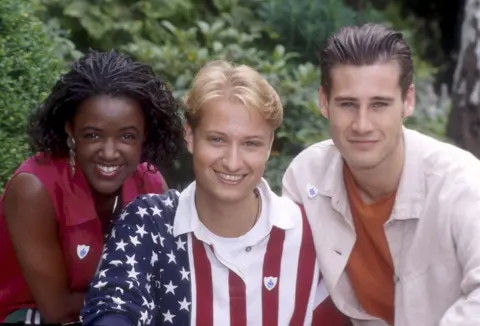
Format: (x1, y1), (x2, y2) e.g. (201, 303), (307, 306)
(27, 49), (184, 170)
(320, 23), (413, 98)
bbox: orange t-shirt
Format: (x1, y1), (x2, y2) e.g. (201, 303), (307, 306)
(343, 165), (395, 325)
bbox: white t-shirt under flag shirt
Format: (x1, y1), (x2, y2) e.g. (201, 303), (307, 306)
(80, 179), (349, 325)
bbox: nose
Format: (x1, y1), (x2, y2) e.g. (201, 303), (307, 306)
(222, 144), (243, 172)
(100, 139), (120, 161)
(351, 107), (373, 134)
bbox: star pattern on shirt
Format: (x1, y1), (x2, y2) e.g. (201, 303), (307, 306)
(136, 225), (148, 238)
(93, 280), (107, 289)
(166, 250), (176, 264)
(115, 239), (128, 251)
(175, 237), (187, 251)
(81, 190), (192, 326)
(179, 266), (190, 281)
(163, 310), (175, 323)
(136, 206), (149, 218)
(126, 254), (137, 266)
(178, 297), (191, 311)
(151, 205), (162, 216)
(164, 280), (178, 295)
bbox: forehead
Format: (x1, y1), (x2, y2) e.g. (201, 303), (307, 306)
(74, 95), (144, 127)
(196, 98), (272, 137)
(329, 62), (402, 98)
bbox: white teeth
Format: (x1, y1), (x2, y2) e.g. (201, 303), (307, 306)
(97, 165), (121, 175)
(217, 172), (243, 181)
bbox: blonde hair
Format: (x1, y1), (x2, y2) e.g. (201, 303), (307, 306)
(184, 60), (283, 129)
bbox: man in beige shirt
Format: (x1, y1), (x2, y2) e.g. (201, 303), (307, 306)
(282, 23), (480, 325)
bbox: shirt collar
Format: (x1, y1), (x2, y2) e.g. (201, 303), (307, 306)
(391, 128), (426, 220)
(318, 127), (426, 220)
(173, 178), (296, 238)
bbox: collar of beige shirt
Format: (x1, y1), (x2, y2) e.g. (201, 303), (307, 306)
(318, 127), (425, 223)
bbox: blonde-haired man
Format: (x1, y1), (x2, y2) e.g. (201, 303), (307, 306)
(81, 60), (349, 326)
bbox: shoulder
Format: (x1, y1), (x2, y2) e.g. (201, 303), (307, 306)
(2, 153), (61, 202)
(7, 154), (68, 190)
(403, 129), (480, 214)
(285, 139), (338, 175)
(20, 153), (67, 172)
(3, 172), (50, 210)
(408, 129), (480, 185)
(271, 190), (302, 217)
(1, 155), (72, 224)
(2, 166), (57, 230)
(134, 162), (168, 193)
(290, 139), (337, 163)
(117, 189), (181, 229)
(260, 181), (304, 228)
(282, 139), (341, 200)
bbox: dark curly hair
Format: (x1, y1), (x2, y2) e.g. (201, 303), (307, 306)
(27, 49), (185, 170)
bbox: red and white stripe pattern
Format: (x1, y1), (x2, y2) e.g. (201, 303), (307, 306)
(81, 188), (352, 326)
(185, 205), (341, 326)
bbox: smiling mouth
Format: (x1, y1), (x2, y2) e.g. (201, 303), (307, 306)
(215, 171), (246, 183)
(96, 164), (122, 176)
(349, 140), (379, 146)
(349, 139), (378, 143)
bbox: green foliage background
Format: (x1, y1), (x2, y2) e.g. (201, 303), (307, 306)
(0, 0), (64, 191)
(0, 0), (451, 193)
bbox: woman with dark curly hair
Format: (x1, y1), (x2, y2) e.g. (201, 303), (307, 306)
(0, 50), (184, 325)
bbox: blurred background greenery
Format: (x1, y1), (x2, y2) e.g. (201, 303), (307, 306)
(0, 0), (465, 192)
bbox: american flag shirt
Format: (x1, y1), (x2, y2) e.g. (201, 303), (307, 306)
(81, 180), (342, 326)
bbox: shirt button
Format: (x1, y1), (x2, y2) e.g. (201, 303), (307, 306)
(245, 246), (252, 252)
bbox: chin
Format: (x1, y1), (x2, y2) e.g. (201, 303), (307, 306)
(347, 158), (383, 171)
(213, 192), (243, 203)
(205, 186), (247, 204)
(91, 185), (121, 196)
(87, 178), (124, 196)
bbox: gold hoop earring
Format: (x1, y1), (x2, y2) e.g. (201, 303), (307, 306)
(67, 138), (76, 176)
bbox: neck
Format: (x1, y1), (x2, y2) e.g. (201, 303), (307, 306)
(92, 190), (120, 219)
(195, 187), (260, 238)
(347, 139), (405, 203)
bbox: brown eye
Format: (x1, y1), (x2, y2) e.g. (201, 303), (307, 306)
(84, 133), (100, 139)
(245, 141), (260, 147)
(372, 102), (388, 109)
(340, 102), (355, 108)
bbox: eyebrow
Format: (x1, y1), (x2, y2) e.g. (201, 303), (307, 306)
(80, 126), (102, 132)
(333, 97), (356, 104)
(203, 130), (266, 139)
(371, 96), (394, 102)
(119, 126), (140, 133)
(334, 96), (394, 102)
(80, 126), (140, 133)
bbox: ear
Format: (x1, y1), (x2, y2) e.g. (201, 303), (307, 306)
(266, 132), (275, 159)
(319, 86), (329, 119)
(403, 84), (416, 117)
(64, 122), (73, 138)
(184, 123), (194, 154)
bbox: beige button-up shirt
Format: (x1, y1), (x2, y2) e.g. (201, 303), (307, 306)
(282, 128), (480, 325)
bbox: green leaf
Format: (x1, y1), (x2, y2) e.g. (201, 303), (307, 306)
(63, 0), (90, 18)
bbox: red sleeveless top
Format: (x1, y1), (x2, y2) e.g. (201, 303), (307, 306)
(0, 154), (166, 320)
